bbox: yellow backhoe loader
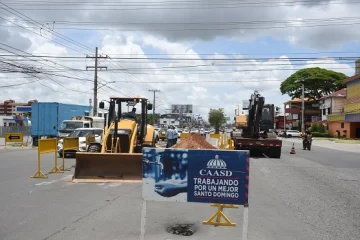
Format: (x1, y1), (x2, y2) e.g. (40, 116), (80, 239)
(73, 97), (155, 183)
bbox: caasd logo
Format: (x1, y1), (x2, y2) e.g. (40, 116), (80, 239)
(199, 155), (233, 177)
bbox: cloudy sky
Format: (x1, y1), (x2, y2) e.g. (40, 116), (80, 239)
(0, 0), (359, 120)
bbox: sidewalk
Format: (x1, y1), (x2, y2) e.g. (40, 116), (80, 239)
(281, 137), (360, 154)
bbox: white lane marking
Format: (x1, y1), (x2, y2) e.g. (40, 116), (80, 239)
(140, 200), (147, 240)
(34, 174), (72, 186)
(103, 183), (122, 189)
(108, 183), (122, 187)
(242, 207), (249, 240)
(35, 181), (55, 186)
(258, 166), (270, 175)
(97, 183), (106, 186)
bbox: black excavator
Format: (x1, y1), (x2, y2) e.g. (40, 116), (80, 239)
(232, 91), (282, 158)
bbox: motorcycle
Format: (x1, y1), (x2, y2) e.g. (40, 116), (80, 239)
(302, 135), (312, 150)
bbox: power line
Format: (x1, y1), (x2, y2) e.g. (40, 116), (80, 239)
(1, 54), (357, 61)
(0, 43), (97, 93)
(4, 21), (360, 31)
(5, 0), (360, 10)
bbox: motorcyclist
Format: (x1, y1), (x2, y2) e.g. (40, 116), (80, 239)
(303, 130), (312, 147)
(303, 130), (312, 140)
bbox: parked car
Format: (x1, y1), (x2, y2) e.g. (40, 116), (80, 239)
(159, 128), (167, 141)
(57, 128), (103, 157)
(286, 130), (302, 138)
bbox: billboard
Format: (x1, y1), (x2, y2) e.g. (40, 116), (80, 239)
(142, 148), (250, 205)
(242, 100), (250, 110)
(171, 104), (193, 114)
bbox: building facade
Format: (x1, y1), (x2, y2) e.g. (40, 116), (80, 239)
(0, 99), (37, 116)
(318, 88), (346, 122)
(284, 98), (320, 130)
(327, 74), (360, 138)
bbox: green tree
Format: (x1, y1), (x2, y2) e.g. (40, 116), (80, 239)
(310, 123), (318, 132)
(318, 123), (326, 133)
(23, 112), (31, 118)
(145, 114), (160, 125)
(280, 67), (347, 100)
(208, 108), (226, 134)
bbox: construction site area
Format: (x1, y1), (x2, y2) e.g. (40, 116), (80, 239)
(1, 128), (360, 240)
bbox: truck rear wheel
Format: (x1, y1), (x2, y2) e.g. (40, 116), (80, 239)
(88, 144), (101, 152)
(269, 147), (281, 158)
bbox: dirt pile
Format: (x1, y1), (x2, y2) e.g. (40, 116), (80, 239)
(171, 133), (217, 149)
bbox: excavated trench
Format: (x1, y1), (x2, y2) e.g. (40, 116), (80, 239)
(166, 224), (196, 236)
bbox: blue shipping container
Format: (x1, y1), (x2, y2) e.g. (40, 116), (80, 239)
(31, 102), (91, 138)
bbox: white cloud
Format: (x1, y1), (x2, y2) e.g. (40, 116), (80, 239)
(1, 31), (354, 120)
(1, 4), (357, 123)
(2, 0), (359, 48)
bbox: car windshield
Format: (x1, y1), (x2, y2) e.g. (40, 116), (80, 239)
(60, 121), (84, 130)
(68, 129), (95, 137)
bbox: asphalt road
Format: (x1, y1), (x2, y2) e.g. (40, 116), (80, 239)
(0, 140), (359, 240)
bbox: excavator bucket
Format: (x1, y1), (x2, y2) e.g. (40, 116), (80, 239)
(72, 152), (143, 183)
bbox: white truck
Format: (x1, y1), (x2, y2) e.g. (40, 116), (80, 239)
(58, 116), (104, 137)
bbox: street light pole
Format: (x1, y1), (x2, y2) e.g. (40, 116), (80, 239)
(301, 84), (305, 134)
(283, 104), (286, 131)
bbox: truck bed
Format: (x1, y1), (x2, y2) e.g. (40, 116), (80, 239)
(233, 136), (282, 158)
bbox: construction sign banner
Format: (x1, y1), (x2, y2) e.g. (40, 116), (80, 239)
(142, 148), (250, 205)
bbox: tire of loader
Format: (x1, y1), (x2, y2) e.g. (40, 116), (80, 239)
(88, 144), (101, 152)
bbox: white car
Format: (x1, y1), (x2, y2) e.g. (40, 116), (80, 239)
(190, 129), (199, 134)
(285, 130), (302, 138)
(57, 128), (103, 157)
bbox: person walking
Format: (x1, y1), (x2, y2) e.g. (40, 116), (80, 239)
(172, 126), (179, 145)
(166, 126), (174, 148)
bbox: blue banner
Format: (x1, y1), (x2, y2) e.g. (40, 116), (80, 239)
(142, 148), (250, 205)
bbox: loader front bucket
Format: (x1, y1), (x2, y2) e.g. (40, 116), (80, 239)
(73, 152), (143, 183)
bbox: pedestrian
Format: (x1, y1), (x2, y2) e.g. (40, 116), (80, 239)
(172, 126), (178, 145)
(166, 126), (174, 148)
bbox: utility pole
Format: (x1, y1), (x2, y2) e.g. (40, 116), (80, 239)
(149, 89), (160, 125)
(179, 108), (183, 128)
(283, 104), (286, 131)
(88, 98), (92, 116)
(301, 84), (305, 134)
(86, 47), (108, 117)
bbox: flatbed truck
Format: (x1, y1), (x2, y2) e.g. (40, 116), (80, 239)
(232, 91), (282, 158)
